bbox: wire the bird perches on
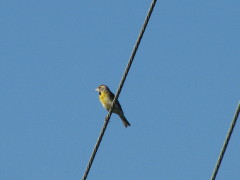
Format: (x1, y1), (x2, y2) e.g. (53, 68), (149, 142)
(81, 1), (158, 180)
(211, 102), (240, 180)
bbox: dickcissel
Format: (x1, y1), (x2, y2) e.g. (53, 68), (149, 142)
(95, 85), (131, 128)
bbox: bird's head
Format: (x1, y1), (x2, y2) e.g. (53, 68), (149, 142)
(95, 85), (109, 94)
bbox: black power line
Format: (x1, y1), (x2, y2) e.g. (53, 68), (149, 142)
(81, 1), (158, 180)
(211, 102), (240, 180)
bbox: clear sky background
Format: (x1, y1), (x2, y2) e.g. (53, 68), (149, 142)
(1, 0), (240, 180)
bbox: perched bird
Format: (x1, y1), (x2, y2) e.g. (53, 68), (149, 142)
(95, 85), (131, 127)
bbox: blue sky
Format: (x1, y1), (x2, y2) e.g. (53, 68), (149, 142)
(1, 0), (240, 179)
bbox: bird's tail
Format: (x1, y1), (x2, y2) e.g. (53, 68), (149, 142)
(119, 114), (131, 128)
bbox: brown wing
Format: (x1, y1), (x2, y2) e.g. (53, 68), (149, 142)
(109, 90), (124, 113)
(108, 90), (115, 101)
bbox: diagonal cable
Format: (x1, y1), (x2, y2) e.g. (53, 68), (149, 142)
(82, 1), (157, 180)
(211, 102), (240, 180)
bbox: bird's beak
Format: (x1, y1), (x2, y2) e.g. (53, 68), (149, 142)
(95, 88), (99, 92)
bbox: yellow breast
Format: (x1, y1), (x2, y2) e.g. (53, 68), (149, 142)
(99, 91), (112, 110)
